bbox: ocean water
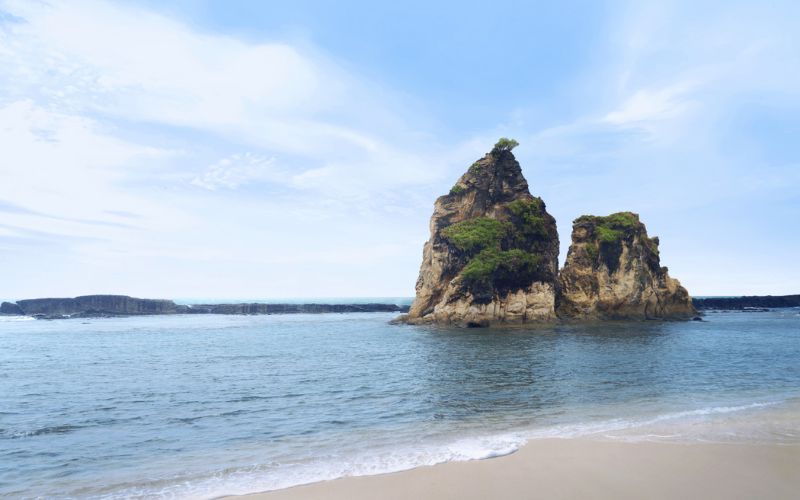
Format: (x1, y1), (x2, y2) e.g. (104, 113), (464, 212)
(1, 308), (799, 498)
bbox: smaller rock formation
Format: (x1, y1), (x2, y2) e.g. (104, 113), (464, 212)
(401, 139), (560, 326)
(557, 212), (695, 320)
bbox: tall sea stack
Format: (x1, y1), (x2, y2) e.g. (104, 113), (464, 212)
(401, 139), (560, 326)
(556, 213), (696, 319)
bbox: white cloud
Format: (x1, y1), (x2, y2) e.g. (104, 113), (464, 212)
(0, 0), (406, 160)
(192, 153), (281, 191)
(0, 0), (453, 297)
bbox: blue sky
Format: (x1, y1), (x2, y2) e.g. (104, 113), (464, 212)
(1, 0), (798, 299)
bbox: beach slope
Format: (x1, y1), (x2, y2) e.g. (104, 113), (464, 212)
(231, 438), (799, 500)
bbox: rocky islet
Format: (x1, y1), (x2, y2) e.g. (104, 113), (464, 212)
(400, 139), (697, 326)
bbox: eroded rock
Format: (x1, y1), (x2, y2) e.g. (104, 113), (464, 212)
(556, 213), (695, 320)
(403, 140), (560, 326)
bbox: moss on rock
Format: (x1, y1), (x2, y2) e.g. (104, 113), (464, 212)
(461, 248), (541, 302)
(441, 217), (508, 254)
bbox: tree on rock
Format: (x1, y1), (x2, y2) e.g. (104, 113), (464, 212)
(492, 137), (519, 153)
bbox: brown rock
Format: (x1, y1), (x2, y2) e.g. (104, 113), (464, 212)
(556, 212), (696, 320)
(403, 139), (560, 326)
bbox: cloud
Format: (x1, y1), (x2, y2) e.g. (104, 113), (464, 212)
(0, 0), (414, 160)
(192, 153), (281, 191)
(1, 0), (797, 298)
(0, 0), (454, 297)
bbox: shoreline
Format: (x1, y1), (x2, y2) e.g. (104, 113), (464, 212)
(226, 437), (800, 500)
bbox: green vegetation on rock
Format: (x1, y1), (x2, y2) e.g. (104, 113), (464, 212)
(597, 226), (624, 243)
(461, 248), (541, 295)
(508, 198), (547, 240)
(492, 137), (519, 153)
(449, 184), (466, 196)
(468, 161), (483, 174)
(585, 242), (598, 262)
(646, 237), (660, 255)
(576, 212), (638, 244)
(440, 207), (550, 299)
(441, 217), (508, 253)
(577, 212), (639, 273)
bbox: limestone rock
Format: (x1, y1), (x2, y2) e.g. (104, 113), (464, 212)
(403, 140), (559, 326)
(556, 213), (695, 320)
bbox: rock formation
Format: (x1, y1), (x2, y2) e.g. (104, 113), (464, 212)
(692, 294), (800, 310)
(401, 139), (560, 326)
(5, 295), (183, 318)
(0, 295), (409, 319)
(556, 213), (696, 320)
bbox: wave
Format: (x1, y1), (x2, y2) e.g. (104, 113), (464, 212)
(0, 315), (35, 322)
(87, 399), (798, 499)
(80, 433), (527, 499)
(5, 424), (84, 438)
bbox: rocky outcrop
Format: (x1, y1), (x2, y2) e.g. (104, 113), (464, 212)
(187, 303), (407, 314)
(692, 295), (800, 310)
(556, 213), (695, 320)
(0, 301), (24, 315)
(401, 139), (560, 326)
(0, 295), (409, 319)
(11, 295), (183, 318)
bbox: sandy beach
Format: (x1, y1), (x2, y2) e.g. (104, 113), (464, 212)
(230, 438), (800, 500)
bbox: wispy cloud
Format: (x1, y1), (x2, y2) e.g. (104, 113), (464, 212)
(192, 153), (281, 191)
(1, 0), (798, 297)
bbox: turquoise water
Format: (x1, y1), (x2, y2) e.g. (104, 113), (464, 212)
(1, 309), (799, 498)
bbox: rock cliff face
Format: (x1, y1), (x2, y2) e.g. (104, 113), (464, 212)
(402, 140), (560, 326)
(556, 213), (695, 320)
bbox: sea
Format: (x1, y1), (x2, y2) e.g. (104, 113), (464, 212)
(1, 304), (799, 498)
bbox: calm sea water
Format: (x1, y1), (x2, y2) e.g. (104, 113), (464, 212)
(1, 308), (799, 498)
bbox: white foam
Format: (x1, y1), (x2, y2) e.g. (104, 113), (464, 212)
(90, 400), (794, 499)
(520, 401), (781, 442)
(0, 315), (35, 322)
(91, 433), (526, 499)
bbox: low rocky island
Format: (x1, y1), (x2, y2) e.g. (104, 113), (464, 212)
(0, 295), (408, 320)
(397, 138), (696, 326)
(691, 295), (800, 311)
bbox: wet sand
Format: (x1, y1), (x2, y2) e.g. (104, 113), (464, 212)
(228, 438), (800, 500)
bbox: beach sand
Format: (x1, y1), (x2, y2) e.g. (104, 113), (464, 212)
(229, 438), (800, 500)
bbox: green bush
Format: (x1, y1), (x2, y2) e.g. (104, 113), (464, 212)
(441, 217), (507, 253)
(507, 198), (547, 239)
(588, 213), (638, 272)
(449, 184), (466, 196)
(601, 212), (638, 229)
(593, 212), (638, 243)
(461, 248), (541, 289)
(492, 137), (519, 153)
(596, 226), (624, 243)
(468, 161), (483, 174)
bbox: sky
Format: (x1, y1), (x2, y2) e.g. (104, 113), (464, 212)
(1, 0), (799, 300)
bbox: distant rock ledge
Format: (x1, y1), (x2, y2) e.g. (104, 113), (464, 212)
(0, 295), (409, 320)
(691, 295), (800, 311)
